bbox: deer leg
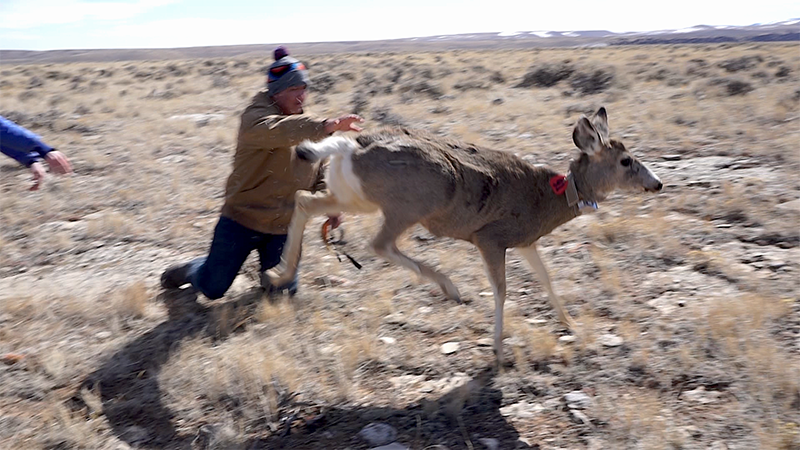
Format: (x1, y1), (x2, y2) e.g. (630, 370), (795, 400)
(516, 243), (578, 330)
(370, 216), (460, 301)
(476, 243), (507, 366)
(265, 190), (345, 287)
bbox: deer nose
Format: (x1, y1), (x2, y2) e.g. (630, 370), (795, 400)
(655, 181), (663, 191)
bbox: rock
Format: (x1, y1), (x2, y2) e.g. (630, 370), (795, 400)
(499, 401), (545, 418)
(558, 335), (577, 344)
(543, 398), (562, 410)
(384, 313), (406, 325)
(479, 438), (500, 450)
(586, 437), (604, 450)
(661, 154), (682, 161)
(1, 353), (25, 365)
(776, 198), (800, 211)
(389, 374), (426, 390)
(492, 98), (504, 105)
(419, 374), (470, 394)
(525, 318), (547, 325)
(313, 275), (349, 287)
(564, 391), (592, 409)
(570, 409), (592, 425)
(682, 386), (721, 404)
(440, 342), (460, 354)
(379, 336), (397, 345)
(39, 220), (81, 233)
(647, 294), (681, 315)
(768, 261), (788, 271)
(370, 444), (409, 450)
(318, 344), (339, 355)
(168, 113), (225, 125)
(417, 306), (434, 314)
(476, 338), (494, 347)
(503, 336), (526, 347)
(479, 291), (493, 297)
(598, 334), (623, 347)
(681, 425), (703, 440)
(157, 154), (186, 164)
(359, 423), (397, 447)
(95, 331), (112, 340)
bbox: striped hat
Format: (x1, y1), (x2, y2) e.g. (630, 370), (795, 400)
(267, 47), (311, 95)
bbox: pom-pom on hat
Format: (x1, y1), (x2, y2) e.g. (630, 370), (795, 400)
(274, 46), (289, 60)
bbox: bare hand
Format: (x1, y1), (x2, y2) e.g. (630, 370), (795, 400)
(324, 115), (364, 134)
(44, 151), (72, 175)
(29, 162), (46, 191)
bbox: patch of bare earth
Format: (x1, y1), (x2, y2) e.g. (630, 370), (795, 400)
(1, 43), (798, 450)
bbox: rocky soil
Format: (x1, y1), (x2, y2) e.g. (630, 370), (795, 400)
(1, 43), (798, 449)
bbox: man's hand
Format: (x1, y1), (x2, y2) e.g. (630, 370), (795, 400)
(324, 115), (364, 134)
(29, 151), (72, 190)
(44, 151), (72, 175)
(29, 162), (46, 191)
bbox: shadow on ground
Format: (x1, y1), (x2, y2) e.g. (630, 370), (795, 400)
(74, 288), (533, 450)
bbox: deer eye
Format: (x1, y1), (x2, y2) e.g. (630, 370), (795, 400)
(620, 157), (632, 167)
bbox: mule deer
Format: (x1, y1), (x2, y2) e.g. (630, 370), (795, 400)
(266, 107), (662, 364)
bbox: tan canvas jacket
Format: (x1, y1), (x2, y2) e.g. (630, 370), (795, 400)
(220, 90), (331, 234)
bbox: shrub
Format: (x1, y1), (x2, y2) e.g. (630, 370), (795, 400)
(570, 68), (615, 95)
(515, 63), (574, 88)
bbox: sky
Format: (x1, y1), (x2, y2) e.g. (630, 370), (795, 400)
(1, 0), (798, 51)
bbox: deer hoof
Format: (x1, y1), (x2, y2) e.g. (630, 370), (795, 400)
(561, 314), (579, 331)
(440, 280), (461, 302)
(262, 269), (291, 290)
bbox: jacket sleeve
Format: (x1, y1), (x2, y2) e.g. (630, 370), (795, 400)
(239, 112), (330, 149)
(311, 161), (327, 192)
(0, 116), (54, 167)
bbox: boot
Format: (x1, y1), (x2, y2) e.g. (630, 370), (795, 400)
(160, 262), (194, 289)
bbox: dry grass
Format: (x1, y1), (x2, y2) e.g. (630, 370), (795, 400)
(0, 42), (798, 449)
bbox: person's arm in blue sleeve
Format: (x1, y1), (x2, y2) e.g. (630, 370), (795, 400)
(1, 116), (72, 190)
(0, 115), (55, 167)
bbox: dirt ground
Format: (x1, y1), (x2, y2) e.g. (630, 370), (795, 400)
(1, 43), (798, 450)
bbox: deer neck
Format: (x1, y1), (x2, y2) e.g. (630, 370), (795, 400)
(542, 159), (603, 232)
(567, 158), (603, 205)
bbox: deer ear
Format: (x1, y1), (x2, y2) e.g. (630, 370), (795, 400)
(591, 107), (609, 142)
(573, 116), (602, 155)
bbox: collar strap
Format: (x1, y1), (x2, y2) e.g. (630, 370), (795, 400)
(549, 173), (579, 207)
(565, 172), (580, 208)
(550, 172), (597, 215)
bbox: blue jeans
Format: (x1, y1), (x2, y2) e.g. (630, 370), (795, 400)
(186, 216), (298, 299)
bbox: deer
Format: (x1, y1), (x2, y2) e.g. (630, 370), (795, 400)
(265, 107), (662, 365)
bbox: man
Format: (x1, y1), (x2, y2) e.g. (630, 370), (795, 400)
(1, 115), (73, 190)
(161, 47), (363, 299)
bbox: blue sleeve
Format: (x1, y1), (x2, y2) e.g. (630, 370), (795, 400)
(0, 116), (54, 167)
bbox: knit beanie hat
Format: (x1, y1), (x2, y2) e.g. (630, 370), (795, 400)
(267, 46), (311, 95)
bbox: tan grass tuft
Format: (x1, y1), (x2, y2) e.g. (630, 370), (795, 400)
(115, 281), (149, 318)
